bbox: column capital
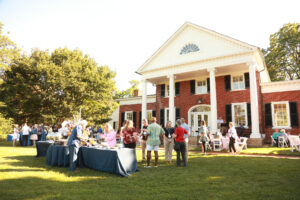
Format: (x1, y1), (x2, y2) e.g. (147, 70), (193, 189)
(207, 67), (216, 73)
(246, 60), (256, 67)
(167, 74), (175, 79)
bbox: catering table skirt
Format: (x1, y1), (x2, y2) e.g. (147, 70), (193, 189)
(79, 146), (138, 177)
(36, 141), (54, 157)
(46, 144), (70, 167)
(45, 144), (138, 177)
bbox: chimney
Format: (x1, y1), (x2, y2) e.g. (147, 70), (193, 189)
(133, 89), (139, 97)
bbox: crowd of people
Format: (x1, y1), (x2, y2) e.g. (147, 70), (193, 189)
(271, 128), (290, 146)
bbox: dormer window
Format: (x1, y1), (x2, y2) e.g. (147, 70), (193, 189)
(180, 43), (199, 55)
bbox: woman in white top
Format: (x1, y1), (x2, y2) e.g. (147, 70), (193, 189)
(21, 123), (31, 146)
(199, 120), (209, 155)
(12, 125), (19, 147)
(228, 122), (238, 154)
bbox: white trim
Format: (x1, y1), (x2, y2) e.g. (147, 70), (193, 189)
(195, 79), (208, 94)
(124, 111), (133, 121)
(119, 95), (156, 105)
(231, 74), (245, 91)
(188, 104), (211, 132)
(261, 79), (300, 93)
(271, 101), (291, 129)
(231, 102), (248, 128)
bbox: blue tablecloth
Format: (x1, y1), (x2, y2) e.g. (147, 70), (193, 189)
(36, 141), (54, 157)
(46, 144), (70, 167)
(7, 134), (13, 141)
(79, 146), (138, 177)
(45, 144), (138, 176)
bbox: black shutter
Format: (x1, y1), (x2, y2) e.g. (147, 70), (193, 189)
(289, 102), (299, 127)
(152, 110), (156, 118)
(190, 80), (195, 94)
(225, 104), (232, 125)
(161, 84), (165, 97)
(265, 103), (272, 127)
(207, 78), (210, 93)
(224, 75), (231, 91)
(247, 103), (251, 126)
(160, 109), (165, 127)
(139, 111), (142, 129)
(133, 112), (137, 127)
(176, 108), (180, 120)
(244, 73), (250, 89)
(175, 82), (180, 96)
(121, 112), (125, 126)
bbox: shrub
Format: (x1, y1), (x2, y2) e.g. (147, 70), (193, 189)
(0, 113), (13, 141)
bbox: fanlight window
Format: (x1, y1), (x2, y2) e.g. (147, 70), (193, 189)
(180, 43), (200, 55)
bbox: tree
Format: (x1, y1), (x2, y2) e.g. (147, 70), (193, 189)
(262, 23), (300, 81)
(0, 22), (19, 73)
(0, 48), (118, 125)
(114, 80), (140, 99)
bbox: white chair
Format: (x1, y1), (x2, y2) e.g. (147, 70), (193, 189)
(213, 139), (222, 151)
(288, 136), (300, 152)
(271, 136), (277, 146)
(238, 137), (248, 151)
(278, 136), (288, 148)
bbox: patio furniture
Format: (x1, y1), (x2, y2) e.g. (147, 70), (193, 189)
(288, 135), (300, 152)
(213, 139), (222, 151)
(238, 137), (248, 151)
(278, 136), (288, 148)
(271, 136), (277, 146)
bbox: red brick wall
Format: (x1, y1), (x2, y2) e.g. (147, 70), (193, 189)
(119, 102), (156, 131)
(262, 90), (300, 142)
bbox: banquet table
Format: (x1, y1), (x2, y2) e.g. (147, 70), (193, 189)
(221, 137), (229, 150)
(45, 144), (138, 177)
(36, 141), (54, 157)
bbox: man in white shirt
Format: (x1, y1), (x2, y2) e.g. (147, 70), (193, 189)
(180, 118), (190, 162)
(22, 123), (31, 146)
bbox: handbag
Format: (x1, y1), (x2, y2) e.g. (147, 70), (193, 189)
(174, 142), (180, 151)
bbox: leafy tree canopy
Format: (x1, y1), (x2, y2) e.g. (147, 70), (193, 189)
(263, 23), (300, 81)
(114, 79), (140, 99)
(0, 48), (118, 125)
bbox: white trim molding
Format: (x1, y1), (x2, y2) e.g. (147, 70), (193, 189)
(271, 101), (291, 129)
(231, 102), (248, 128)
(261, 79), (300, 93)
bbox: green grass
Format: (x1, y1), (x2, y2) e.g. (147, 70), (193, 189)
(1, 142), (300, 200)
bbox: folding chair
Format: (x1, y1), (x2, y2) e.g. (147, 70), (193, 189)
(238, 137), (248, 151)
(213, 139), (221, 151)
(288, 136), (300, 152)
(278, 136), (288, 148)
(271, 136), (277, 146)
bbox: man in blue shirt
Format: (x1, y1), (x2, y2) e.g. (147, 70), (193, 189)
(68, 120), (88, 171)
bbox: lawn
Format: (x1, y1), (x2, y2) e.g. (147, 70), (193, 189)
(1, 142), (300, 200)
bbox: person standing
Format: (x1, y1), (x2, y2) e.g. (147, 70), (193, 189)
(199, 120), (208, 155)
(122, 120), (138, 149)
(37, 124), (43, 141)
(100, 123), (116, 148)
(21, 123), (31, 146)
(67, 120), (88, 171)
(174, 119), (188, 167)
(12, 125), (19, 147)
(30, 124), (38, 146)
(228, 122), (238, 155)
(139, 119), (148, 162)
(145, 117), (165, 168)
(180, 118), (190, 162)
(163, 121), (175, 164)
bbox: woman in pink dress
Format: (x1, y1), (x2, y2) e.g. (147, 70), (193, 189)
(101, 123), (116, 148)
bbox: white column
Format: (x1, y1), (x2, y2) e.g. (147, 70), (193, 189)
(208, 68), (217, 134)
(168, 74), (175, 126)
(141, 79), (147, 128)
(248, 63), (260, 138)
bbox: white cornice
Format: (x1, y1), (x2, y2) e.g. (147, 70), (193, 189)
(117, 95), (156, 105)
(261, 79), (300, 93)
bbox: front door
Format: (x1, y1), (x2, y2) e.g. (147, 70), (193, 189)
(191, 112), (210, 135)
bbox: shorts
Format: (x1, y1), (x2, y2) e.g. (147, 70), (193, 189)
(146, 144), (159, 151)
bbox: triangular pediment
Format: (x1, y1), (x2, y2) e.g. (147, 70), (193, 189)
(137, 22), (258, 74)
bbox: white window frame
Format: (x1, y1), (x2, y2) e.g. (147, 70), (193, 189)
(146, 110), (152, 122)
(232, 102), (248, 128)
(271, 101), (291, 129)
(164, 84), (170, 97)
(231, 74), (245, 91)
(124, 111), (133, 121)
(195, 79), (208, 94)
(165, 108), (170, 124)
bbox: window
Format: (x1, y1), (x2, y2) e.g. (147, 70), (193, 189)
(232, 103), (247, 127)
(272, 102), (290, 128)
(232, 75), (245, 90)
(196, 80), (207, 94)
(165, 108), (170, 123)
(147, 110), (152, 122)
(125, 111), (133, 121)
(180, 43), (200, 55)
(166, 85), (170, 97)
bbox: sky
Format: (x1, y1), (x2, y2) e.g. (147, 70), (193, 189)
(0, 0), (299, 94)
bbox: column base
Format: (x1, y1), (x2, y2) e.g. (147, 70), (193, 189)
(247, 138), (263, 147)
(250, 132), (261, 139)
